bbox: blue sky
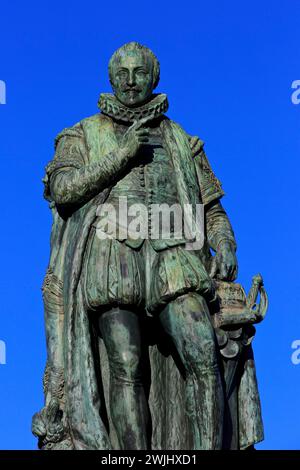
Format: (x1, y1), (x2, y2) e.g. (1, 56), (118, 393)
(0, 0), (299, 450)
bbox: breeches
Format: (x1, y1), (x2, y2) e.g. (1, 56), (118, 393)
(81, 228), (214, 315)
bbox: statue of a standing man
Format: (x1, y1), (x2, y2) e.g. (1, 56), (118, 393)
(32, 42), (264, 451)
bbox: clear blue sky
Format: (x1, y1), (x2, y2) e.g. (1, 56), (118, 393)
(0, 0), (299, 450)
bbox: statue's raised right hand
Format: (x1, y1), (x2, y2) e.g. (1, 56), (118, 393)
(120, 117), (151, 160)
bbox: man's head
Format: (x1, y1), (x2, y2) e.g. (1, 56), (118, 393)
(109, 42), (160, 108)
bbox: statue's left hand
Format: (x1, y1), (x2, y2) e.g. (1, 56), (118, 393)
(209, 240), (238, 281)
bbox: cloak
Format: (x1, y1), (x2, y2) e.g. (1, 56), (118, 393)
(32, 112), (264, 450)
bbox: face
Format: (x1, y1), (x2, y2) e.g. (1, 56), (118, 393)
(110, 51), (154, 108)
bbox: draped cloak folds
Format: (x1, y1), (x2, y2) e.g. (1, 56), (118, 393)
(38, 112), (264, 450)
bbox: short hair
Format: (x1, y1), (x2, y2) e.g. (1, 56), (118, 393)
(108, 42), (160, 89)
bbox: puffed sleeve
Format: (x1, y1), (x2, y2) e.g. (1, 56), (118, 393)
(188, 136), (236, 251)
(43, 124), (131, 206)
(43, 124), (87, 202)
(190, 137), (225, 206)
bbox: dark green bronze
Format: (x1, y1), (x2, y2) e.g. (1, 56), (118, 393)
(32, 42), (268, 450)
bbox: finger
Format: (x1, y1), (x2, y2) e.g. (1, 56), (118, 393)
(126, 119), (144, 134)
(230, 263), (238, 281)
(227, 262), (238, 281)
(137, 136), (149, 143)
(209, 256), (218, 279)
(123, 124), (148, 141)
(219, 263), (229, 280)
(134, 114), (156, 130)
(226, 265), (234, 281)
(231, 265), (238, 281)
(136, 128), (149, 136)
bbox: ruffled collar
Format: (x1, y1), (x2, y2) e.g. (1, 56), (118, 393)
(97, 93), (169, 124)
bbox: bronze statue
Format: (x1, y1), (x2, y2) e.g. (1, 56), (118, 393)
(32, 42), (268, 450)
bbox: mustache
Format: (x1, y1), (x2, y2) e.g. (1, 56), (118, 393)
(122, 87), (142, 93)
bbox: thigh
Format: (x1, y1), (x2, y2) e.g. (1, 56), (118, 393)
(159, 292), (217, 369)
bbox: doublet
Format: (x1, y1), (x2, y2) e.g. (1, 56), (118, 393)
(84, 119), (213, 314)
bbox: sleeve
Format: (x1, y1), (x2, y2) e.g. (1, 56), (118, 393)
(43, 124), (130, 206)
(191, 138), (225, 206)
(187, 135), (236, 251)
(43, 125), (87, 201)
(205, 200), (237, 252)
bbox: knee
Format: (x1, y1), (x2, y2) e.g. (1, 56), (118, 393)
(186, 332), (218, 373)
(110, 346), (143, 384)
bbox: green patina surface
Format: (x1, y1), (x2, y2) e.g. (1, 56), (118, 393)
(32, 42), (267, 450)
